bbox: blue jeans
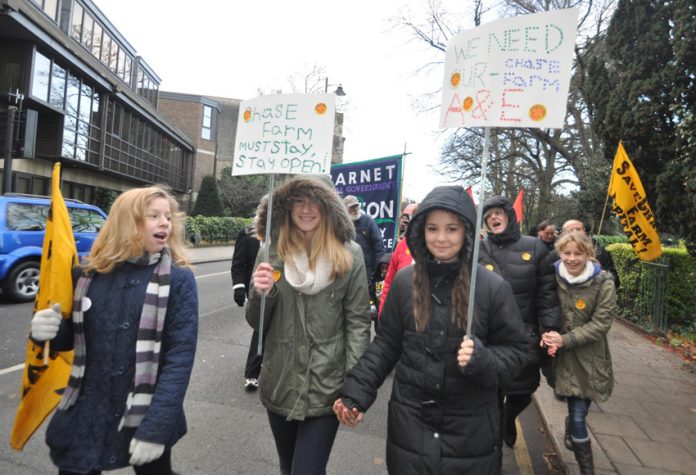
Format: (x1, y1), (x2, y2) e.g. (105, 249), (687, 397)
(567, 396), (592, 440)
(267, 410), (340, 475)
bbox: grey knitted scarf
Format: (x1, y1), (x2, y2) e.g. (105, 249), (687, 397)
(59, 248), (171, 431)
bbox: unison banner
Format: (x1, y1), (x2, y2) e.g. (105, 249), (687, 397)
(331, 155), (403, 251)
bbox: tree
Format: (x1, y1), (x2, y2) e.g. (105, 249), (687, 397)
(192, 175), (224, 217)
(586, 0), (696, 248)
(217, 168), (269, 217)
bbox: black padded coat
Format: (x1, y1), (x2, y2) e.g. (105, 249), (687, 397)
(479, 196), (562, 395)
(340, 186), (528, 474)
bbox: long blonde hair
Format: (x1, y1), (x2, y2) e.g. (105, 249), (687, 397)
(276, 195), (352, 279)
(83, 185), (190, 273)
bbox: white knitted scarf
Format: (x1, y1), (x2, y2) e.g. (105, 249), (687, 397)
(559, 260), (595, 284)
(284, 251), (334, 295)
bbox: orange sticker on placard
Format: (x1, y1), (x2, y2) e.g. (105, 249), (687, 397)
(243, 108), (252, 122)
(463, 96), (474, 111)
(529, 104), (547, 121)
(315, 103), (327, 115)
(450, 72), (461, 87)
(575, 299), (586, 310)
(273, 270), (282, 282)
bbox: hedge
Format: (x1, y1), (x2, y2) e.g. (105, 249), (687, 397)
(184, 216), (252, 245)
(608, 242), (696, 333)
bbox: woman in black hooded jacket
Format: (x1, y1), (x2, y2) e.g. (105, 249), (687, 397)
(479, 195), (562, 448)
(333, 185), (528, 474)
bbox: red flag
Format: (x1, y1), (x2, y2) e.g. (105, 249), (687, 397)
(513, 188), (524, 223)
(465, 186), (477, 205)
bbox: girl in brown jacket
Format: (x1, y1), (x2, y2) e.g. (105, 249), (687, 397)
(541, 231), (616, 475)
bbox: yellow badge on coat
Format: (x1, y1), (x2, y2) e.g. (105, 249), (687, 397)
(575, 299), (586, 310)
(521, 252), (532, 261)
(485, 264), (494, 271)
(273, 270), (282, 282)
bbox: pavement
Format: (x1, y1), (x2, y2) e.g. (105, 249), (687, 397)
(187, 246), (696, 474)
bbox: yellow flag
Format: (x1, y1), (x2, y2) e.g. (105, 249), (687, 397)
(608, 143), (662, 261)
(11, 163), (78, 450)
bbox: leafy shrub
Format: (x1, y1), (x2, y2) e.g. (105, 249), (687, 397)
(184, 216), (251, 245)
(192, 176), (225, 217)
(609, 243), (696, 333)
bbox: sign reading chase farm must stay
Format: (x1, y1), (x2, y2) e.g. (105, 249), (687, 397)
(232, 94), (336, 176)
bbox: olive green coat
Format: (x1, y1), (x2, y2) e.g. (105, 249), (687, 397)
(552, 270), (615, 402)
(245, 175), (371, 421)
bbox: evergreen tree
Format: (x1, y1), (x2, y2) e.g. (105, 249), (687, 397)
(192, 175), (225, 217)
(585, 0), (696, 248)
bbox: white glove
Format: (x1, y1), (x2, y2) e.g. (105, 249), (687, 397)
(129, 438), (165, 466)
(31, 303), (62, 341)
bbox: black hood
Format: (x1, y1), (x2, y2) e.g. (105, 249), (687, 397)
(482, 195), (520, 244)
(406, 186), (476, 265)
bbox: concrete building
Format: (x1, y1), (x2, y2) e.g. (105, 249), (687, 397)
(0, 0), (195, 206)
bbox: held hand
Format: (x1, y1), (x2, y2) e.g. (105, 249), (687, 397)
(233, 287), (246, 307)
(129, 438), (165, 466)
(457, 336), (475, 367)
(332, 399), (364, 428)
(541, 331), (564, 349)
(31, 303), (62, 341)
(252, 263), (275, 295)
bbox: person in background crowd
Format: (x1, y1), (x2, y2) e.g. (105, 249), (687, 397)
(537, 220), (557, 251)
(333, 185), (528, 474)
(561, 219), (620, 289)
(231, 221), (262, 391)
(344, 195), (386, 292)
(370, 252), (392, 333)
(246, 176), (371, 474)
(542, 231), (616, 475)
(30, 185), (198, 475)
(479, 196), (562, 449)
(377, 203), (418, 317)
(396, 202), (417, 241)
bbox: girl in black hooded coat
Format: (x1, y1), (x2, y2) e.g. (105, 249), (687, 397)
(333, 185), (528, 474)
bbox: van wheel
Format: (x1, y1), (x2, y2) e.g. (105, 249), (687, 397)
(3, 261), (40, 302)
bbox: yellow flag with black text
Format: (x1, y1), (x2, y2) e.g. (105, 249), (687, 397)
(608, 143), (662, 261)
(11, 163), (77, 450)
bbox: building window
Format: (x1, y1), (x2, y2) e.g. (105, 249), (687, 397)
(202, 105), (212, 140)
(70, 2), (134, 86)
(30, 51), (51, 102)
(30, 0), (59, 22)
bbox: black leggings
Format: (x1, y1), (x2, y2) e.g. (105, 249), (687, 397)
(59, 450), (172, 475)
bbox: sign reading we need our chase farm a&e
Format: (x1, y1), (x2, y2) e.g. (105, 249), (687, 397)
(232, 94), (336, 176)
(441, 8), (579, 130)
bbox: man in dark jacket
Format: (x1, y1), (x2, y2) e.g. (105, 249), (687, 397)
(231, 223), (261, 391)
(344, 195), (385, 286)
(479, 196), (562, 448)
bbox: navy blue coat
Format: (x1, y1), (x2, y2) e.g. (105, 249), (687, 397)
(353, 213), (385, 280)
(45, 262), (198, 473)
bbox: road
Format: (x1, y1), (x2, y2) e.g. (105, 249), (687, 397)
(0, 261), (561, 474)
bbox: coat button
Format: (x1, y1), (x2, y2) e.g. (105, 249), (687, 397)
(434, 432), (440, 439)
(121, 322), (130, 330)
(108, 456), (117, 464)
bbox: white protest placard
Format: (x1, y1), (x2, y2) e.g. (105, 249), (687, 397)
(232, 94), (336, 176)
(440, 8), (579, 129)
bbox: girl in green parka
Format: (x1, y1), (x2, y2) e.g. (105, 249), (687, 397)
(246, 175), (371, 475)
(541, 231), (616, 475)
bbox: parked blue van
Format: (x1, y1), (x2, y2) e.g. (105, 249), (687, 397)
(0, 194), (107, 302)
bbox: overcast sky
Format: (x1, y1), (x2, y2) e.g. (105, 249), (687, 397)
(94, 0), (487, 201)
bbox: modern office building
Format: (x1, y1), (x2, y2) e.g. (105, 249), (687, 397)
(0, 0), (195, 206)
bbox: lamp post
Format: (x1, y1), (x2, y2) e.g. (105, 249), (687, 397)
(324, 78), (346, 96)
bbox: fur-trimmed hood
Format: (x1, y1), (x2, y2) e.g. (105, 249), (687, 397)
(255, 175), (355, 244)
(405, 185), (477, 265)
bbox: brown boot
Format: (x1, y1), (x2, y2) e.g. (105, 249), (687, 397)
(571, 439), (595, 475)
